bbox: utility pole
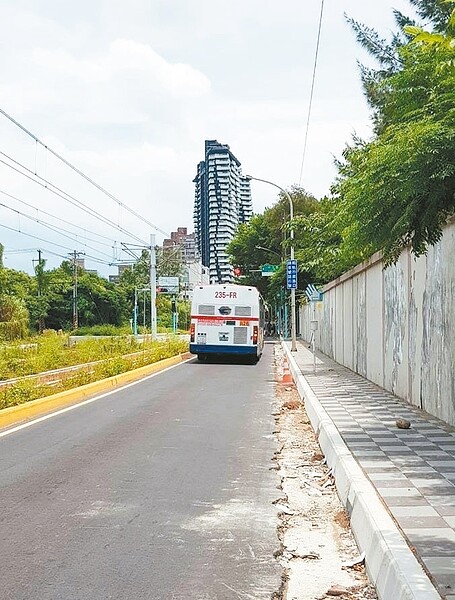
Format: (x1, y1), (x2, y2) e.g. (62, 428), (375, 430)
(71, 250), (82, 330)
(171, 296), (177, 334)
(34, 249), (46, 333)
(116, 239), (157, 339)
(133, 288), (138, 336)
(150, 234), (157, 339)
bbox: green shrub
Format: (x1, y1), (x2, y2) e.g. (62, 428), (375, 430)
(0, 337), (189, 408)
(71, 325), (132, 336)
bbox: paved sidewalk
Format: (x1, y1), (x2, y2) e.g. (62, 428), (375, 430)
(283, 341), (455, 600)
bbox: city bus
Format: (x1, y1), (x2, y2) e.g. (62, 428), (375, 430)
(189, 284), (265, 363)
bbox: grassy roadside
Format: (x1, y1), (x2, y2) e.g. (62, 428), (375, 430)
(0, 334), (189, 410)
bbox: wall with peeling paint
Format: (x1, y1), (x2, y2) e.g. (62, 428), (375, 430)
(298, 219), (455, 425)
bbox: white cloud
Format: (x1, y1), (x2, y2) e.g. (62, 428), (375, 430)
(0, 0), (418, 275)
(32, 39), (211, 98)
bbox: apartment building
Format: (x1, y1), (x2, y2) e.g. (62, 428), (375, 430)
(162, 227), (198, 262)
(193, 140), (252, 283)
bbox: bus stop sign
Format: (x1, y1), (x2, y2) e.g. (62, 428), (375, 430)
(286, 259), (297, 289)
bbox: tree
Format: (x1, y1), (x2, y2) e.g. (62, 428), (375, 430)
(28, 262), (129, 331)
(31, 253), (48, 333)
(0, 254), (33, 338)
(408, 0), (454, 30)
(116, 245), (185, 331)
(346, 0), (454, 132)
(75, 271), (128, 327)
(227, 187), (320, 301)
(0, 296), (29, 340)
(292, 197), (370, 283)
(335, 4), (455, 263)
(157, 246), (184, 278)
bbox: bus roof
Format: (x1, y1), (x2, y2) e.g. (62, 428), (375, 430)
(192, 284), (262, 302)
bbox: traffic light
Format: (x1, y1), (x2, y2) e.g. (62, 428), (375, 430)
(171, 298), (177, 313)
(234, 267), (242, 276)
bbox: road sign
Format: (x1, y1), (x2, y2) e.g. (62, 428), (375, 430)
(305, 283), (323, 302)
(286, 259), (297, 289)
(261, 264), (279, 277)
(158, 276), (179, 293)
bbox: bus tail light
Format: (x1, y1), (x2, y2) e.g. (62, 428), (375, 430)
(190, 323), (195, 342)
(252, 325), (258, 345)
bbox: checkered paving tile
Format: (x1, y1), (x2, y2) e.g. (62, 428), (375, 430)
(291, 342), (455, 599)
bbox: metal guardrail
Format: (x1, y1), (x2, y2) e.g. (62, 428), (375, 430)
(0, 349), (152, 391)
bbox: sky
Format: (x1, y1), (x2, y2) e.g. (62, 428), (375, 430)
(0, 0), (417, 277)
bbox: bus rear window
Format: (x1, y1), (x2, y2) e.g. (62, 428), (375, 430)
(198, 304), (215, 315)
(234, 306), (252, 317)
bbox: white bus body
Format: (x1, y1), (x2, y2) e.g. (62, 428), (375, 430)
(189, 284), (265, 362)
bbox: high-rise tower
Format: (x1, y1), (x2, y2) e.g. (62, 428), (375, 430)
(193, 140), (252, 283)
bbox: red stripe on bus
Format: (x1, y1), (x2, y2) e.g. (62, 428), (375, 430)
(191, 315), (259, 322)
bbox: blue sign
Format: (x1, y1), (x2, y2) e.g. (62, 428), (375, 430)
(305, 283), (323, 302)
(286, 259), (297, 289)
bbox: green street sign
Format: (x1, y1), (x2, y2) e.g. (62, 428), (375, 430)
(262, 264), (279, 277)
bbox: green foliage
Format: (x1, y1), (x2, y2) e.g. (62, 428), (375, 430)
(408, 0), (454, 31)
(156, 296), (190, 331)
(227, 3), (453, 279)
(0, 245), (189, 338)
(227, 186), (320, 301)
(336, 7), (455, 263)
(117, 248), (185, 331)
(0, 337), (189, 408)
(71, 324), (133, 336)
(157, 247), (184, 278)
(0, 379), (48, 408)
(346, 0), (454, 132)
(292, 197), (372, 282)
(0, 296), (30, 341)
(0, 334), (134, 378)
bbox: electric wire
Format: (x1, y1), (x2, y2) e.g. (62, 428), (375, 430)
(0, 189), (115, 249)
(298, 0), (325, 185)
(41, 248), (73, 261)
(0, 154), (148, 245)
(0, 176), (119, 243)
(0, 222), (113, 265)
(3, 247), (37, 255)
(3, 248), (68, 266)
(0, 198), (115, 260)
(0, 108), (170, 237)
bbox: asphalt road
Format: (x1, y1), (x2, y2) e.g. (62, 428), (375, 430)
(0, 344), (281, 599)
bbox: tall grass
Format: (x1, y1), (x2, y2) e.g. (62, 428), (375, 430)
(0, 335), (188, 409)
(0, 332), (188, 380)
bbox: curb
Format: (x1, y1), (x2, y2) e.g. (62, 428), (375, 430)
(0, 352), (193, 430)
(282, 343), (440, 600)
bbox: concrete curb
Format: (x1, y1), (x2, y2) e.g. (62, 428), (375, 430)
(282, 343), (440, 600)
(0, 352), (193, 430)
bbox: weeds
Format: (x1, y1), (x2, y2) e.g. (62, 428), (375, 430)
(0, 335), (188, 409)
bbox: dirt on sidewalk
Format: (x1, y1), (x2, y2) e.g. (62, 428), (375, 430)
(273, 347), (377, 600)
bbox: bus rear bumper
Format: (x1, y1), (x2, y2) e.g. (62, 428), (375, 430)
(190, 344), (257, 356)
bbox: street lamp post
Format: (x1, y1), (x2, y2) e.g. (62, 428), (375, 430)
(247, 175), (297, 352)
(255, 245), (283, 338)
(255, 245), (281, 259)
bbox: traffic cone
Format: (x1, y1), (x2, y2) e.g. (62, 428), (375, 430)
(281, 359), (293, 384)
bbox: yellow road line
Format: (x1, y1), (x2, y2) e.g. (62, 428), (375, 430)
(0, 352), (192, 430)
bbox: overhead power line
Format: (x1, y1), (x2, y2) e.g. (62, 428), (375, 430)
(0, 194), (115, 260)
(0, 154), (148, 246)
(298, 0), (325, 185)
(0, 108), (170, 237)
(0, 222), (112, 266)
(0, 188), (115, 249)
(4, 247), (68, 262)
(3, 247), (37, 255)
